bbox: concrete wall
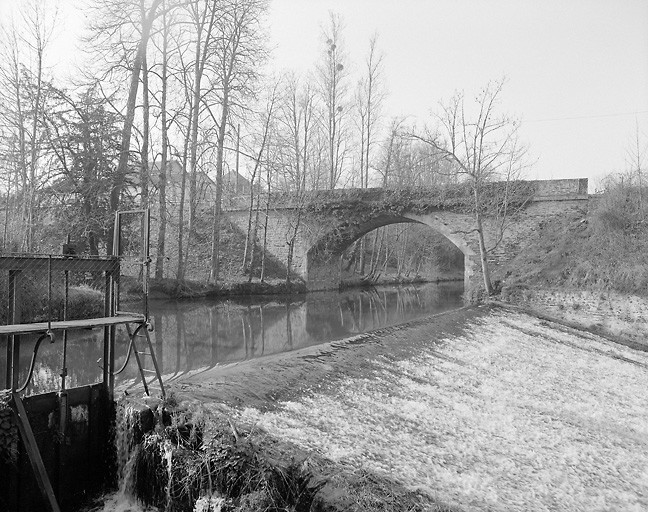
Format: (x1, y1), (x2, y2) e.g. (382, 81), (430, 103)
(225, 179), (589, 292)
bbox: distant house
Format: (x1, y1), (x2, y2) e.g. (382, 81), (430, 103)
(146, 161), (252, 205)
(222, 170), (251, 197)
(148, 160), (216, 208)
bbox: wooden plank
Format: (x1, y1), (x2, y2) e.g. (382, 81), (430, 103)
(0, 255), (119, 273)
(0, 255), (119, 272)
(11, 393), (62, 512)
(0, 315), (146, 335)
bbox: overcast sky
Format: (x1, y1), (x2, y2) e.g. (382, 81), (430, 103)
(267, 0), (648, 188)
(5, 0), (647, 190)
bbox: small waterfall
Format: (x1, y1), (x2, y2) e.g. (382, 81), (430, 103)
(88, 403), (151, 512)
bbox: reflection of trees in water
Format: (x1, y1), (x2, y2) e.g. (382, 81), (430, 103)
(3, 331), (109, 395)
(336, 283), (459, 335)
(151, 301), (300, 379)
(10, 283), (463, 392)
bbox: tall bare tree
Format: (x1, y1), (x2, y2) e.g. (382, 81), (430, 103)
(0, 0), (59, 251)
(153, 0), (172, 279)
(411, 79), (528, 295)
(87, 0), (164, 253)
(317, 12), (350, 190)
(207, 0), (268, 283)
(355, 34), (385, 189)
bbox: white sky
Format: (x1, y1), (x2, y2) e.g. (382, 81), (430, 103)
(3, 0), (647, 189)
(267, 0), (648, 188)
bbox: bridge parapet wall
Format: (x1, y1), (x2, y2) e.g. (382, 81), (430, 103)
(224, 178), (588, 213)
(534, 178), (588, 198)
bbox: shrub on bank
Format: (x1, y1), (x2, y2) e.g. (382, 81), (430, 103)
(0, 281), (104, 324)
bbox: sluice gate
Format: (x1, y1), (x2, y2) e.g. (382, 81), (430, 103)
(0, 210), (164, 512)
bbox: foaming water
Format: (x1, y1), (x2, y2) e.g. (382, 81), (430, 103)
(87, 404), (150, 512)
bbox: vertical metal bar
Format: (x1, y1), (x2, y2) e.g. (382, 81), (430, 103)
(47, 256), (52, 335)
(113, 212), (122, 313)
(4, 268), (13, 389)
(112, 211), (121, 258)
(3, 334), (9, 389)
(103, 271), (111, 393)
(8, 269), (21, 391)
(143, 208), (150, 321)
(110, 212), (121, 398)
(60, 269), (69, 391)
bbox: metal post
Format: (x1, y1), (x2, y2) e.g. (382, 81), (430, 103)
(143, 208), (150, 321)
(8, 269), (21, 391)
(60, 267), (69, 391)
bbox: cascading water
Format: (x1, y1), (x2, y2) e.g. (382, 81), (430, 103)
(87, 402), (152, 512)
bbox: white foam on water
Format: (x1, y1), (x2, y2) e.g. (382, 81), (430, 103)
(238, 309), (648, 512)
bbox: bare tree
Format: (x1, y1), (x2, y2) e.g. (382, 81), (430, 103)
(241, 81), (279, 276)
(355, 34), (385, 189)
(206, 0), (268, 283)
(317, 12), (350, 189)
(277, 74), (318, 192)
(86, 0), (165, 253)
(0, 0), (59, 251)
(625, 119), (647, 219)
(411, 79), (528, 295)
(153, 0), (172, 279)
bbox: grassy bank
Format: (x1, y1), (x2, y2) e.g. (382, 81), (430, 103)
(119, 276), (309, 300)
(499, 177), (648, 298)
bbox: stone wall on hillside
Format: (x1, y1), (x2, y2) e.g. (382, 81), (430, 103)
(502, 286), (648, 350)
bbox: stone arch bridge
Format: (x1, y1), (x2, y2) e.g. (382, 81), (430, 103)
(224, 178), (589, 291)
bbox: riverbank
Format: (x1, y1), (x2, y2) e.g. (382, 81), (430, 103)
(129, 275), (462, 300)
(112, 301), (648, 511)
(141, 276), (308, 300)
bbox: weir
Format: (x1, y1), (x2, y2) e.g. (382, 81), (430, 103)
(0, 210), (164, 512)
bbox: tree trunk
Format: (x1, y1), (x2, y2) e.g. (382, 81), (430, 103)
(140, 51), (150, 209)
(209, 96), (228, 283)
(155, 3), (169, 280)
(475, 210), (493, 295)
(176, 136), (190, 281)
(109, 0), (162, 255)
(260, 157), (270, 283)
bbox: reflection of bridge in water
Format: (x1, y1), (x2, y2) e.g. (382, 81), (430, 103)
(3, 282), (464, 394)
(127, 282), (464, 383)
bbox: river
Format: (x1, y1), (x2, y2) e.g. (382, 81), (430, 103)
(1, 281), (464, 395)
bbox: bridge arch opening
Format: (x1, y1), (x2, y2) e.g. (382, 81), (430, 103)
(305, 215), (471, 291)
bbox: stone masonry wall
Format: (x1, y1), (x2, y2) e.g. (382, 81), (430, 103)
(502, 287), (648, 350)
(225, 179), (589, 291)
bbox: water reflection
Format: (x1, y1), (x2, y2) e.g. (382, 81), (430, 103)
(1, 281), (463, 394)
